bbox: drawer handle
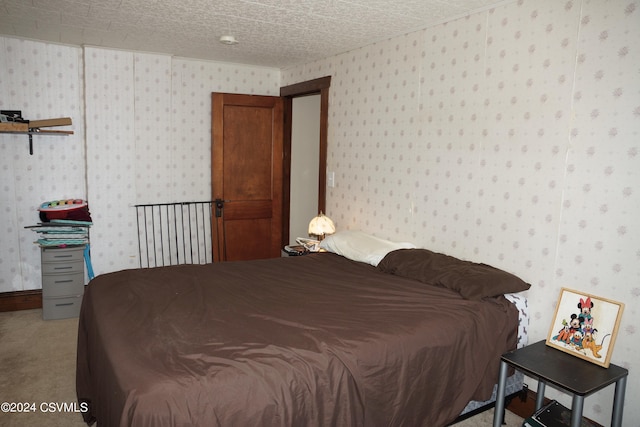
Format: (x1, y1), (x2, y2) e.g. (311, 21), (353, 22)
(54, 279), (73, 284)
(53, 255), (74, 259)
(55, 302), (74, 307)
(53, 266), (73, 270)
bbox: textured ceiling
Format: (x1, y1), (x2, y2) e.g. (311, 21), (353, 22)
(0, 0), (513, 69)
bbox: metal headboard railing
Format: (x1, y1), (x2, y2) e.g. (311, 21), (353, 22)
(134, 201), (213, 268)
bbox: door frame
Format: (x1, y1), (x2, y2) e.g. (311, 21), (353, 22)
(280, 76), (331, 247)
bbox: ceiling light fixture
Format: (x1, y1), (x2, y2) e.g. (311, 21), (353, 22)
(219, 35), (239, 45)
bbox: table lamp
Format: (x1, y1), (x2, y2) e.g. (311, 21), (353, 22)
(308, 212), (335, 241)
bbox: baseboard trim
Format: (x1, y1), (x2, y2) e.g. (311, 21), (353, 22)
(0, 289), (43, 312)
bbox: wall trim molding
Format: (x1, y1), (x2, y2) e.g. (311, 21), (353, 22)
(0, 289), (43, 312)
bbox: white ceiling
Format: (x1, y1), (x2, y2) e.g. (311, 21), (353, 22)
(0, 0), (513, 69)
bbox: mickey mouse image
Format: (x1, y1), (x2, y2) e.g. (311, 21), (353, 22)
(551, 293), (615, 359)
(568, 313), (581, 334)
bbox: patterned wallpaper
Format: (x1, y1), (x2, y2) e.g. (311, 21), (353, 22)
(283, 0), (638, 425)
(1, 40), (281, 287)
(83, 50), (281, 272)
(1, 0), (638, 424)
(0, 38), (85, 291)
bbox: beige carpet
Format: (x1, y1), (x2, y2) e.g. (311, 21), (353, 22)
(0, 309), (524, 427)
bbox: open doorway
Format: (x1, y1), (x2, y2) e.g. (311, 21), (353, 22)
(288, 94), (321, 244)
(281, 76), (331, 247)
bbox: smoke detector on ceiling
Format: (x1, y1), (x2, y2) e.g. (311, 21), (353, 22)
(219, 35), (239, 45)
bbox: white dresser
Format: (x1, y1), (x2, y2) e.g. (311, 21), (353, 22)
(41, 246), (85, 320)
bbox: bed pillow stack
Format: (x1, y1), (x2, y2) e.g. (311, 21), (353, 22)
(377, 248), (530, 300)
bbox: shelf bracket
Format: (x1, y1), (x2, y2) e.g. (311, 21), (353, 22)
(1, 121), (74, 155)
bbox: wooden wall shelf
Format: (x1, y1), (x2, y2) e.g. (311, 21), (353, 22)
(0, 119), (74, 155)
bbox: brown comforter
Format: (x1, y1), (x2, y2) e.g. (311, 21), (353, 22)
(77, 253), (518, 426)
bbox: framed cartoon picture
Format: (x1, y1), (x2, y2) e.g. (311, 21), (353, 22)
(546, 288), (624, 368)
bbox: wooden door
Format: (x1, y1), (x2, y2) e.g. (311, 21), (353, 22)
(211, 93), (284, 261)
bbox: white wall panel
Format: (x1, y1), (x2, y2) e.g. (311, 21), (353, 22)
(84, 47), (138, 274)
(0, 38), (84, 292)
(1, 39), (281, 284)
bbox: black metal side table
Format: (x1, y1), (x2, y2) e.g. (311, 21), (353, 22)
(493, 340), (628, 427)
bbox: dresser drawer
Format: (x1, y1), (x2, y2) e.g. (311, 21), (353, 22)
(41, 246), (84, 263)
(42, 259), (84, 275)
(42, 272), (84, 298)
(42, 295), (83, 320)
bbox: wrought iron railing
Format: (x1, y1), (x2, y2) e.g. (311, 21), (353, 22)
(134, 201), (213, 268)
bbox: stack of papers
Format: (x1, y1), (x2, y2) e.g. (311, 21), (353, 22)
(26, 219), (92, 247)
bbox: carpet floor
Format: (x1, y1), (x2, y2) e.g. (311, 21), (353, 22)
(1, 309), (524, 426)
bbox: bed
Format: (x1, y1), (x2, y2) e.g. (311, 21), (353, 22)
(76, 231), (530, 426)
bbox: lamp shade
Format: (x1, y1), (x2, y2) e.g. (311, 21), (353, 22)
(308, 212), (335, 238)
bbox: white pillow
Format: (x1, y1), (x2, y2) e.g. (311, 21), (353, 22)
(319, 230), (416, 266)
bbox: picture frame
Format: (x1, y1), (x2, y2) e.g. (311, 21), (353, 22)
(546, 287), (624, 368)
